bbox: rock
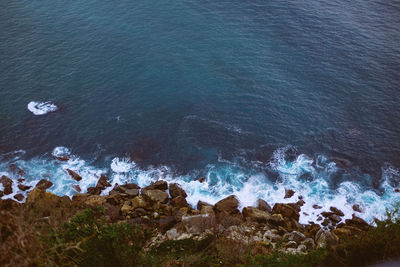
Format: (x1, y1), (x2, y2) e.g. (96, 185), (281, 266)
(124, 188), (140, 197)
(242, 207), (270, 223)
(181, 214), (216, 234)
(135, 208), (147, 216)
(0, 191), (3, 198)
(121, 202), (133, 216)
(321, 211), (334, 218)
(35, 179), (53, 191)
(283, 231), (306, 243)
(352, 204), (362, 213)
(96, 174), (111, 190)
(200, 205), (215, 215)
(301, 238), (315, 250)
(257, 199), (272, 213)
(159, 216), (176, 232)
(131, 196), (150, 210)
(87, 187), (102, 195)
(313, 204), (322, 209)
(333, 228), (352, 239)
(166, 228), (179, 240)
(0, 176), (13, 195)
(317, 216), (322, 221)
(84, 195), (106, 207)
(272, 203), (300, 221)
(285, 241), (297, 248)
(169, 183), (187, 198)
(345, 215), (370, 231)
(66, 169), (82, 181)
(72, 185), (81, 192)
(330, 207), (344, 217)
(315, 229), (338, 249)
(297, 200), (305, 206)
(197, 200), (212, 210)
(173, 207), (189, 222)
(197, 177), (206, 183)
(284, 189), (295, 199)
(329, 214), (342, 223)
(144, 180), (168, 191)
(214, 195), (239, 214)
(171, 196), (189, 208)
(321, 219), (330, 226)
(267, 213), (285, 226)
(103, 203), (120, 222)
(121, 183), (140, 190)
(142, 189), (169, 204)
(106, 194), (122, 206)
(13, 193), (24, 201)
(263, 230), (282, 242)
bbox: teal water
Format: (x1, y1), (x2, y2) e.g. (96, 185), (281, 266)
(1, 0), (400, 223)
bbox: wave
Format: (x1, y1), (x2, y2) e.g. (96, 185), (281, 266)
(1, 146), (399, 225)
(27, 101), (58, 115)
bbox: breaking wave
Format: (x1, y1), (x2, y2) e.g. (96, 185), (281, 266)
(27, 101), (58, 115)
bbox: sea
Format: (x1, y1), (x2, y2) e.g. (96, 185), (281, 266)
(1, 0), (400, 224)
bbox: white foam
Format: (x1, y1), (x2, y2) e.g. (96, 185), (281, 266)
(27, 101), (58, 115)
(52, 146), (72, 158)
(110, 157), (134, 173)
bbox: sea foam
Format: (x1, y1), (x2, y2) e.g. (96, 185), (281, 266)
(27, 101), (58, 115)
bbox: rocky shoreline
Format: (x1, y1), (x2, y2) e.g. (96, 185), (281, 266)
(1, 172), (374, 262)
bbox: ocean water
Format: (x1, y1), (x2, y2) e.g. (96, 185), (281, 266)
(1, 0), (400, 224)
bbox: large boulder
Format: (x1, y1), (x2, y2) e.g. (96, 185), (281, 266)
(66, 169), (82, 181)
(84, 195), (106, 207)
(242, 206), (270, 223)
(214, 195), (239, 214)
(142, 189), (169, 204)
(345, 215), (370, 231)
(257, 199), (272, 213)
(272, 203), (300, 221)
(197, 200), (212, 210)
(35, 179), (53, 191)
(17, 184), (31, 191)
(315, 229), (339, 249)
(159, 216), (177, 232)
(330, 206), (344, 217)
(169, 183), (187, 198)
(144, 180), (168, 191)
(96, 174), (111, 190)
(131, 196), (150, 210)
(0, 175), (13, 195)
(283, 231), (306, 243)
(171, 196), (189, 208)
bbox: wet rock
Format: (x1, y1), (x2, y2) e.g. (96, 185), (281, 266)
(330, 207), (344, 217)
(182, 214), (216, 234)
(87, 187), (102, 195)
(13, 193), (24, 201)
(35, 179), (53, 191)
(96, 174), (111, 190)
(144, 180), (168, 191)
(284, 189), (295, 199)
(66, 169), (82, 181)
(169, 183), (187, 198)
(317, 216), (323, 221)
(197, 177), (206, 183)
(272, 203), (300, 221)
(214, 195), (239, 214)
(257, 199), (272, 213)
(305, 223), (321, 238)
(197, 200), (212, 210)
(321, 219), (330, 226)
(242, 207), (270, 223)
(124, 188), (140, 197)
(0, 191), (3, 198)
(345, 215), (370, 231)
(352, 204), (362, 213)
(313, 204), (322, 209)
(17, 184), (32, 191)
(72, 185), (81, 192)
(171, 196), (189, 208)
(321, 211), (334, 218)
(283, 231), (306, 243)
(121, 183), (140, 190)
(0, 176), (13, 195)
(329, 214), (342, 223)
(297, 200), (305, 206)
(159, 216), (176, 232)
(142, 189), (169, 204)
(315, 229), (338, 249)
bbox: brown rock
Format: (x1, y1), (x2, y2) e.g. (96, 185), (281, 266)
(197, 177), (206, 183)
(124, 188), (140, 197)
(87, 187), (102, 195)
(144, 180), (168, 191)
(103, 203), (120, 222)
(13, 193), (24, 201)
(171, 196), (189, 208)
(35, 179), (53, 191)
(242, 206), (270, 223)
(257, 199), (272, 213)
(267, 213), (285, 226)
(169, 183), (187, 198)
(321, 218), (330, 226)
(313, 204), (322, 209)
(321, 211), (334, 218)
(84, 195), (106, 207)
(17, 184), (31, 191)
(315, 229), (339, 249)
(283, 231), (306, 243)
(284, 189), (295, 199)
(0, 191), (3, 198)
(345, 215), (370, 231)
(159, 216), (176, 232)
(66, 169), (82, 181)
(330, 207), (344, 216)
(352, 204), (362, 213)
(96, 174), (111, 190)
(142, 189), (169, 204)
(329, 214), (342, 223)
(9, 164), (25, 176)
(200, 205), (215, 215)
(72, 184), (81, 192)
(131, 196), (150, 210)
(182, 214), (216, 234)
(197, 200), (212, 210)
(0, 175), (13, 195)
(272, 203), (300, 221)
(214, 195), (239, 214)
(121, 183), (140, 190)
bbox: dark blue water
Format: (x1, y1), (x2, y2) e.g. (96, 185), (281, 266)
(1, 0), (400, 222)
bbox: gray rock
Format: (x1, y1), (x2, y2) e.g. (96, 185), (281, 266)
(182, 214), (216, 234)
(142, 189), (169, 204)
(283, 231), (306, 243)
